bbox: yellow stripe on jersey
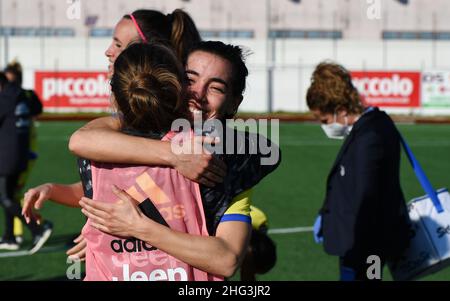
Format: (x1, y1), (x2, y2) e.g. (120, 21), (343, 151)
(224, 189), (252, 216)
(249, 205), (268, 231)
(220, 189), (252, 224)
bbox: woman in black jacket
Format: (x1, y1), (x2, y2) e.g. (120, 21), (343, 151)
(0, 79), (52, 253)
(307, 62), (410, 281)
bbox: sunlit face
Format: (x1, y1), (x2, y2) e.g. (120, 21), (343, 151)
(186, 51), (241, 120)
(104, 18), (140, 79)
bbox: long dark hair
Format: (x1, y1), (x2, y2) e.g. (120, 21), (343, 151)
(123, 9), (201, 64)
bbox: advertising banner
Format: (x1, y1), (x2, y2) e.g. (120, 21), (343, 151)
(34, 71), (111, 111)
(351, 71), (421, 108)
(421, 70), (450, 108)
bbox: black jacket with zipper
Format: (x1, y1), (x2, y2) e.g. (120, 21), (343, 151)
(320, 107), (410, 260)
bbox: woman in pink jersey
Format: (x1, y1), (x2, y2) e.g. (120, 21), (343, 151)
(22, 8), (226, 260)
(23, 11), (276, 279)
(81, 42), (220, 281)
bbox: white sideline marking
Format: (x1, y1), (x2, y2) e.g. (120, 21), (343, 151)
(282, 141), (450, 147)
(0, 250), (30, 258)
(0, 245), (65, 258)
(268, 226), (313, 234)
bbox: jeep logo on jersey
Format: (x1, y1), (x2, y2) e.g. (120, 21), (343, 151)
(34, 71), (111, 111)
(351, 71), (421, 108)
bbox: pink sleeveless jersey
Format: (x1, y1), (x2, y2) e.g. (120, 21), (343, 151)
(82, 131), (223, 281)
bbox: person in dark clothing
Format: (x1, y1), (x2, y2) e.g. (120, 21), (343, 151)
(4, 61), (45, 246)
(307, 62), (410, 281)
(0, 73), (7, 90)
(5, 61), (43, 117)
(0, 80), (52, 253)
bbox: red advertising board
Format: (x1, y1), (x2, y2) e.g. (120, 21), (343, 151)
(34, 71), (111, 111)
(351, 71), (421, 108)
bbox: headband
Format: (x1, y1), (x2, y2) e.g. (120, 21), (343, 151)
(129, 13), (147, 43)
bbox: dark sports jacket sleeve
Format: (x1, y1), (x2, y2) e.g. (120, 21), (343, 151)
(201, 129), (282, 235)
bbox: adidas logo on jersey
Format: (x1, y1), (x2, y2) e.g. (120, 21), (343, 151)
(110, 237), (156, 253)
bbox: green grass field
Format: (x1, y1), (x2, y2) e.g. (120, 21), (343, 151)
(0, 121), (450, 281)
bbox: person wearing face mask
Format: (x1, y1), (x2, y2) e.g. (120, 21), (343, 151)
(319, 112), (353, 140)
(307, 62), (410, 281)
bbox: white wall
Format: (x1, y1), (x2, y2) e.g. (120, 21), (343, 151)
(2, 0), (450, 114)
(6, 36), (450, 114)
(2, 0), (450, 38)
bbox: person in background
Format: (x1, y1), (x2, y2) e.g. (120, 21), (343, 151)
(307, 61), (410, 281)
(0, 68), (52, 253)
(4, 61), (44, 245)
(0, 72), (8, 91)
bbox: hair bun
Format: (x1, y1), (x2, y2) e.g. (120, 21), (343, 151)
(127, 74), (160, 115)
(110, 42), (187, 133)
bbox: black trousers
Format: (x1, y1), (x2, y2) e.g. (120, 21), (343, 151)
(0, 175), (40, 241)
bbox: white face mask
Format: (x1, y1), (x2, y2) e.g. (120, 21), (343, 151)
(321, 114), (352, 140)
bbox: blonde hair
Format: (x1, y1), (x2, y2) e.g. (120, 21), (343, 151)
(306, 61), (363, 114)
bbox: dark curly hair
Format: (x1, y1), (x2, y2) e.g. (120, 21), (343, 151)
(306, 61), (363, 114)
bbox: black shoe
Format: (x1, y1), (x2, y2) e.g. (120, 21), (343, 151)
(29, 221), (53, 255)
(0, 238), (20, 251)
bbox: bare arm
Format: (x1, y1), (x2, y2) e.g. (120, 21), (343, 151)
(80, 187), (251, 278)
(47, 182), (84, 207)
(135, 219), (251, 277)
(22, 182), (84, 223)
(69, 117), (227, 187)
(69, 117), (175, 166)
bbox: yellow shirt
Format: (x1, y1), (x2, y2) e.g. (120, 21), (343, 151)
(249, 205), (268, 231)
(220, 189), (252, 224)
(220, 189), (269, 231)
